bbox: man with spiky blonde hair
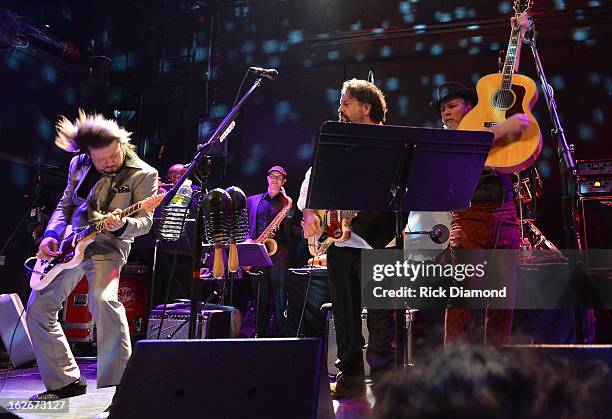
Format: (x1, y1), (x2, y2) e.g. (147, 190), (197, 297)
(26, 110), (158, 409)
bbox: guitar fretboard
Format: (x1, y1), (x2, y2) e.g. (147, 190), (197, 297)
(500, 16), (522, 91)
(72, 193), (165, 244)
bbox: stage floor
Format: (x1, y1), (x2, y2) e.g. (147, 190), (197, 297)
(0, 358), (375, 418)
(0, 358), (113, 418)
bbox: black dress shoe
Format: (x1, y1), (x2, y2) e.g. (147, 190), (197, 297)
(30, 376), (87, 401)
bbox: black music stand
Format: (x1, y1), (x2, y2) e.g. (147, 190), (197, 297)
(202, 243), (273, 270)
(306, 121), (494, 366)
(307, 121), (494, 214)
(203, 243), (272, 335)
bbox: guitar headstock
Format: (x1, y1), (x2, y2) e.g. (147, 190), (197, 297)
(513, 0), (533, 14)
(141, 192), (167, 213)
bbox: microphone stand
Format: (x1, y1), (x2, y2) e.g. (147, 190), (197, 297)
(523, 25), (588, 340)
(162, 76), (265, 338)
(523, 25), (580, 251)
(388, 145), (412, 369)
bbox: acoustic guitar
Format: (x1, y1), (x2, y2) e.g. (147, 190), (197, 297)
(458, 0), (542, 174)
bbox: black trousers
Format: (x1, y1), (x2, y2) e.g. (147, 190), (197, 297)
(250, 246), (290, 337)
(327, 246), (397, 378)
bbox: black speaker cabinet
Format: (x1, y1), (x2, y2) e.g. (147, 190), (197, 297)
(0, 293), (35, 366)
(109, 338), (334, 419)
(580, 196), (612, 270)
(286, 269), (330, 338)
(146, 309), (231, 340)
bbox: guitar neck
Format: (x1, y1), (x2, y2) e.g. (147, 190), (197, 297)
(501, 13), (522, 89)
(75, 195), (162, 243)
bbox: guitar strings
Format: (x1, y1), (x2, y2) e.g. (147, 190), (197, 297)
(494, 13), (521, 127)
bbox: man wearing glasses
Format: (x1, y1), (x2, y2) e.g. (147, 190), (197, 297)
(245, 166), (294, 337)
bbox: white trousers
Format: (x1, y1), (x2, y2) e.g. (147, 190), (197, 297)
(26, 258), (131, 390)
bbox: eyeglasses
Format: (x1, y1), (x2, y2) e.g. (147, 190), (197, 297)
(268, 174), (284, 181)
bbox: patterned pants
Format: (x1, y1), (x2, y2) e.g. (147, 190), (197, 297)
(444, 201), (520, 345)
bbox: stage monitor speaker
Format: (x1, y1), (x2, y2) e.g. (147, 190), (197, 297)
(0, 293), (35, 366)
(109, 338), (334, 419)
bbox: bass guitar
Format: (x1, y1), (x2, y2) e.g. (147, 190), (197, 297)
(458, 0), (541, 174)
(28, 192), (166, 291)
(307, 210), (357, 257)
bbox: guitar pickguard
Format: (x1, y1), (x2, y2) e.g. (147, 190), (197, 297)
(506, 84), (526, 118)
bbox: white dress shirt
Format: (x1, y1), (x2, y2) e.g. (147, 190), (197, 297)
(298, 167), (372, 249)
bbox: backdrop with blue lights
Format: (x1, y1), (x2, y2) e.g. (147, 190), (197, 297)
(0, 0), (610, 294)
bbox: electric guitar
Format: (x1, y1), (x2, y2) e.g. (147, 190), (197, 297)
(458, 0), (542, 173)
(29, 192), (166, 291)
(307, 210), (358, 257)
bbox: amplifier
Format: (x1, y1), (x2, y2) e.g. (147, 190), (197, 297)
(580, 196), (612, 270)
(62, 266), (149, 342)
(578, 177), (612, 196)
(118, 266), (149, 337)
(576, 159), (612, 177)
(146, 309), (231, 340)
(62, 275), (95, 343)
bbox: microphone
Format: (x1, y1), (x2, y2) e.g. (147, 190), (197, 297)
(249, 67), (279, 80)
(429, 224), (450, 245)
(522, 23), (535, 44)
(405, 223), (450, 244)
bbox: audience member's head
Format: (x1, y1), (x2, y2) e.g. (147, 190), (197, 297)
(373, 343), (610, 419)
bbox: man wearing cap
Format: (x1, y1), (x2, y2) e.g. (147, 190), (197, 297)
(245, 166), (294, 337)
(431, 78), (530, 345)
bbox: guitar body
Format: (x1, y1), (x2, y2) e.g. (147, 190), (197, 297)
(459, 73), (542, 173)
(308, 210), (357, 256)
(317, 210), (345, 240)
(30, 227), (95, 291)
